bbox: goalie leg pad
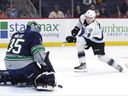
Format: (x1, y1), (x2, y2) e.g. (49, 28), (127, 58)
(0, 70), (17, 85)
(34, 72), (55, 91)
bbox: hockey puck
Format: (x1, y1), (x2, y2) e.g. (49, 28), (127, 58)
(58, 85), (63, 88)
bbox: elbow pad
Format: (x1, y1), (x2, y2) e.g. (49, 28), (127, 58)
(71, 26), (80, 36)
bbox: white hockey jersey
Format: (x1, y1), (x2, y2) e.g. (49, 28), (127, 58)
(76, 14), (104, 43)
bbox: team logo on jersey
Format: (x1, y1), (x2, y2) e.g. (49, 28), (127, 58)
(0, 22), (8, 38)
(88, 28), (93, 33)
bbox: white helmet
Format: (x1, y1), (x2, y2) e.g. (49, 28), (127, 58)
(85, 9), (96, 18)
(85, 10), (96, 24)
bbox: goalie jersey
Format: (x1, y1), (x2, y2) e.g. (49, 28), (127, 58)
(76, 14), (104, 43)
(4, 30), (45, 70)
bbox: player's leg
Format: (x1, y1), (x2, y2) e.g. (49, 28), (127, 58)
(0, 70), (17, 85)
(7, 62), (41, 86)
(0, 61), (56, 91)
(34, 51), (56, 91)
(97, 55), (123, 72)
(0, 62), (46, 87)
(74, 36), (89, 72)
(92, 42), (123, 72)
(34, 72), (55, 91)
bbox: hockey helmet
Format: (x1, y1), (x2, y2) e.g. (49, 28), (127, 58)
(26, 21), (41, 32)
(85, 10), (96, 24)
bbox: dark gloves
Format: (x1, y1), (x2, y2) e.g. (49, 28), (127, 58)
(40, 51), (55, 73)
(71, 26), (80, 36)
(66, 36), (76, 43)
(65, 26), (80, 43)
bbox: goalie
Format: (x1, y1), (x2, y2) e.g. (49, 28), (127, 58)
(0, 21), (55, 91)
(66, 10), (123, 72)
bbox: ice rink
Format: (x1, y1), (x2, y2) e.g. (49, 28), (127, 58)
(0, 46), (128, 96)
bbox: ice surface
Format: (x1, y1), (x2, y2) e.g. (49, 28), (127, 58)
(0, 46), (128, 96)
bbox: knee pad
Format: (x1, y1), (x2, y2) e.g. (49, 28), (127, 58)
(34, 72), (55, 91)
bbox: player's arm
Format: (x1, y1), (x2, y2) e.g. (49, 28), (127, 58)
(32, 45), (46, 65)
(71, 15), (84, 36)
(93, 22), (103, 40)
(66, 15), (83, 43)
(31, 32), (46, 66)
(31, 32), (54, 72)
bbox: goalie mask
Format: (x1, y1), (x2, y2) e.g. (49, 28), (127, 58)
(85, 10), (96, 24)
(26, 21), (41, 32)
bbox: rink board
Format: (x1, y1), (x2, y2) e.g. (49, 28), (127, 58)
(0, 41), (128, 48)
(0, 18), (128, 47)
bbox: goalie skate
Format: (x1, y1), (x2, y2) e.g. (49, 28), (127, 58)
(74, 63), (87, 72)
(36, 85), (54, 91)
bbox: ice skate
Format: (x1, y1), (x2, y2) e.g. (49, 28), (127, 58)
(114, 65), (123, 72)
(74, 63), (87, 72)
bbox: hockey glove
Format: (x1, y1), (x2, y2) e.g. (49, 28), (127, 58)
(66, 36), (76, 43)
(40, 51), (55, 72)
(71, 26), (80, 36)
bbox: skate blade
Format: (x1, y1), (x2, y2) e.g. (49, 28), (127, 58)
(74, 69), (87, 72)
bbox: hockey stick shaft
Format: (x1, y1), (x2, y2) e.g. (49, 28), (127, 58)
(60, 42), (67, 48)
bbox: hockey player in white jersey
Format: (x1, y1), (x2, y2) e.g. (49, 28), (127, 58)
(66, 9), (123, 72)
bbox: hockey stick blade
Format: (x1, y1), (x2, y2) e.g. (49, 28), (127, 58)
(60, 42), (67, 48)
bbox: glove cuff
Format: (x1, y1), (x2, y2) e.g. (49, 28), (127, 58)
(71, 26), (80, 36)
